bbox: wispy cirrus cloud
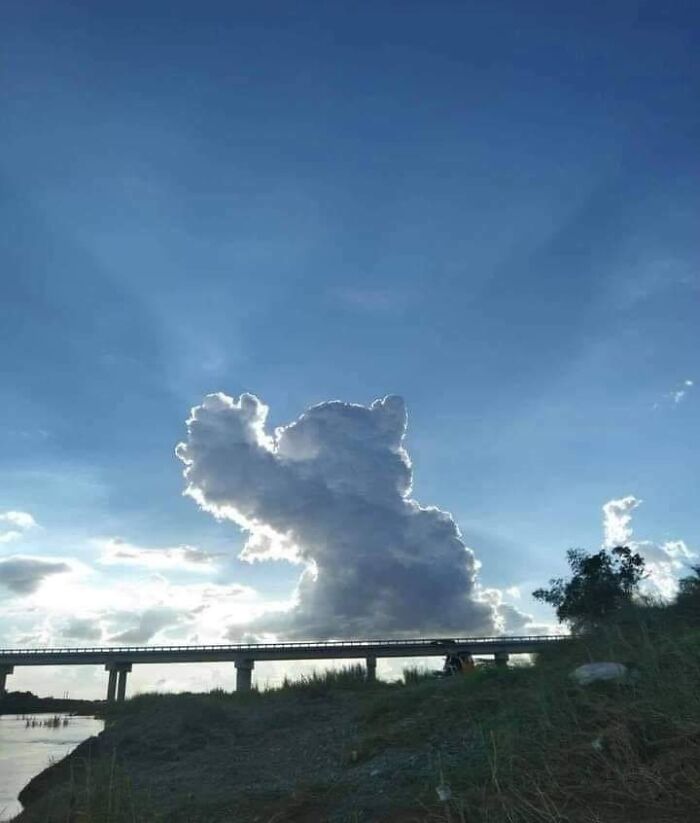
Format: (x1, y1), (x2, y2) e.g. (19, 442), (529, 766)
(671, 379), (694, 404)
(654, 378), (695, 409)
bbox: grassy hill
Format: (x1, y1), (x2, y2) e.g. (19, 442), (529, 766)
(15, 607), (700, 822)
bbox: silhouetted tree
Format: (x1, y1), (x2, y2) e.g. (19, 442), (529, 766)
(677, 565), (700, 598)
(674, 564), (700, 622)
(533, 546), (646, 631)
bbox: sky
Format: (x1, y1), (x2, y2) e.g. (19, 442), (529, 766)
(1, 1), (698, 697)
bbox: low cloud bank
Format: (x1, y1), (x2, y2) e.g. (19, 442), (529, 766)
(177, 392), (528, 639)
(0, 556), (71, 594)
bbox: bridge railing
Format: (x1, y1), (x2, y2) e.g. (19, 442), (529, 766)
(0, 634), (568, 657)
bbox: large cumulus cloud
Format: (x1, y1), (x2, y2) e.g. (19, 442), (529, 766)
(176, 392), (505, 639)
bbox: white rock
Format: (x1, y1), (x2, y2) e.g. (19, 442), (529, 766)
(571, 662), (628, 685)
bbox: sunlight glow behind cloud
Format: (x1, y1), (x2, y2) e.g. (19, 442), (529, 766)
(177, 392), (532, 639)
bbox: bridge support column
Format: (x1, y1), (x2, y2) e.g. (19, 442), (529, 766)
(366, 656), (377, 682)
(106, 663), (132, 702)
(235, 659), (254, 692)
(494, 651), (509, 669)
(0, 665), (14, 697)
(116, 664), (132, 702)
(105, 665), (118, 702)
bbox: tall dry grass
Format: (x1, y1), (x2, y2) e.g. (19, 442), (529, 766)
(425, 606), (700, 822)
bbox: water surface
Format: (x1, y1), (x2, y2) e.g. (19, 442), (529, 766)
(0, 714), (103, 821)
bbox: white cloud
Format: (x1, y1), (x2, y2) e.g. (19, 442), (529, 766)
(177, 392), (525, 639)
(601, 496), (696, 598)
(656, 378), (695, 407)
(239, 528), (303, 564)
(96, 537), (219, 573)
(99, 579), (269, 645)
(0, 510), (37, 543)
(0, 558), (269, 650)
(474, 586), (553, 635)
(0, 511), (37, 529)
(0, 511), (273, 654)
(632, 538), (695, 599)
(672, 379), (694, 404)
(602, 496), (641, 548)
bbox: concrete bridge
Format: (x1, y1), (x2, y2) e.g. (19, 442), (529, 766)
(0, 634), (568, 702)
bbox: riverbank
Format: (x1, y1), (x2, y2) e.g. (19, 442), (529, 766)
(13, 609), (700, 822)
(0, 713), (104, 822)
(0, 692), (101, 717)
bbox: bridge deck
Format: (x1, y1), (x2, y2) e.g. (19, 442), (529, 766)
(0, 634), (568, 666)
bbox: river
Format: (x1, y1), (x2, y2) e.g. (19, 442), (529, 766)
(0, 714), (103, 821)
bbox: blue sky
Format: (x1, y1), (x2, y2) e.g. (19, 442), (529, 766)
(1, 1), (698, 695)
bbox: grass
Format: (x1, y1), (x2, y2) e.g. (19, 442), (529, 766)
(278, 662), (371, 695)
(106, 663), (372, 712)
(16, 739), (165, 823)
(402, 665), (436, 685)
(396, 608), (700, 822)
(17, 602), (700, 822)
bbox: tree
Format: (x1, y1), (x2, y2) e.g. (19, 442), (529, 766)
(677, 565), (700, 598)
(533, 546), (646, 631)
(674, 564), (700, 621)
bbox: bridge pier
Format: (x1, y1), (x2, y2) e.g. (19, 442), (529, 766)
(0, 665), (13, 696)
(494, 651), (509, 668)
(366, 656), (377, 682)
(105, 663), (132, 702)
(105, 665), (118, 702)
(117, 664), (131, 702)
(235, 659), (254, 692)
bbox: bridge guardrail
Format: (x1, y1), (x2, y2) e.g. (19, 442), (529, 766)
(0, 634), (569, 658)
